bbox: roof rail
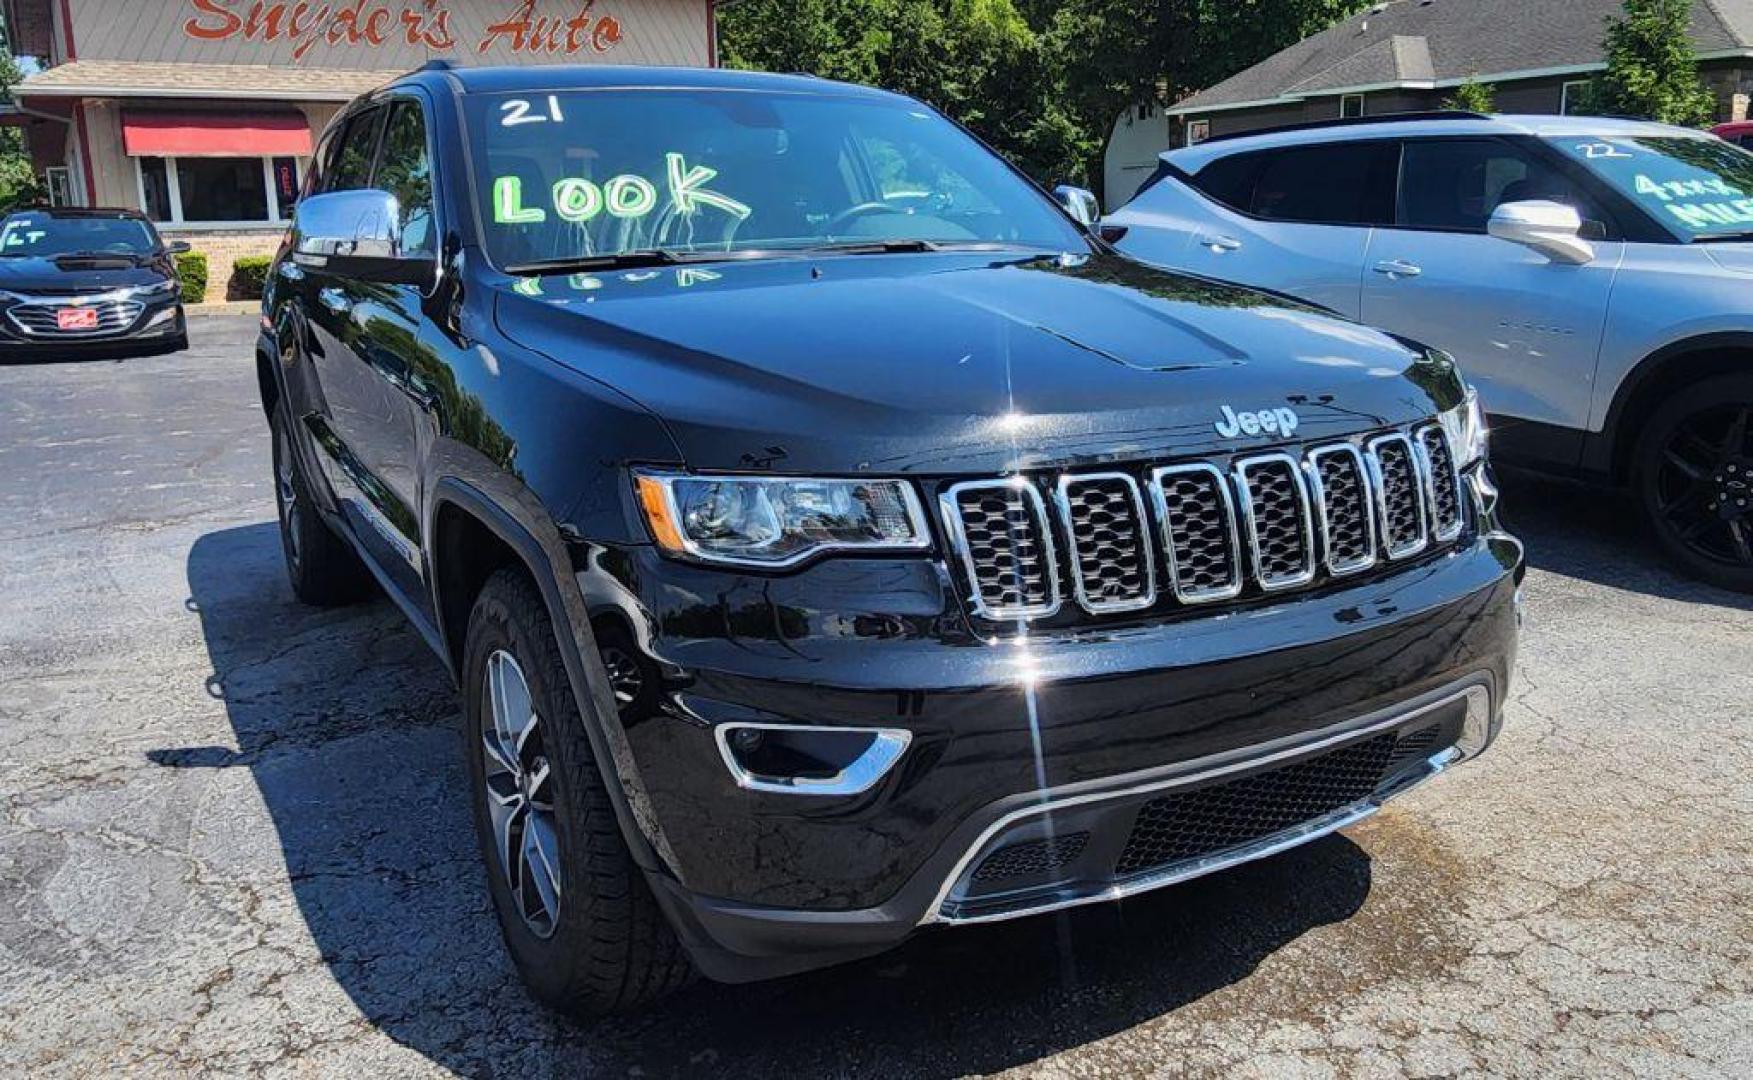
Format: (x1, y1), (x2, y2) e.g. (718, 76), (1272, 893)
(1200, 110), (1490, 145)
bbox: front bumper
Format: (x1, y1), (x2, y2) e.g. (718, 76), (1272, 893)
(589, 476), (1522, 982)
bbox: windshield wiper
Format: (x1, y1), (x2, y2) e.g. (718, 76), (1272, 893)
(503, 250), (702, 275)
(1694, 230), (1753, 242)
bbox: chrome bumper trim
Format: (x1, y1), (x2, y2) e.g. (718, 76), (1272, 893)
(923, 681), (1495, 927)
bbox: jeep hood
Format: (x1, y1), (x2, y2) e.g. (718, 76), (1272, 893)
(494, 250), (1459, 475)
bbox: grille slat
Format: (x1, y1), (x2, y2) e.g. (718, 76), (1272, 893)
(1236, 454), (1316, 590)
(1416, 425), (1465, 542)
(1152, 464), (1243, 604)
(9, 300), (143, 337)
(943, 481), (1060, 620)
(1309, 444), (1377, 576)
(1056, 474), (1155, 614)
(1369, 434), (1430, 559)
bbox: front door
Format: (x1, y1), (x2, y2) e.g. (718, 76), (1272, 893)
(1361, 137), (1621, 432)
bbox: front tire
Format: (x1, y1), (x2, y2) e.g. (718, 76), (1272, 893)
(1633, 374), (1753, 593)
(269, 401), (374, 606)
(462, 567), (694, 1017)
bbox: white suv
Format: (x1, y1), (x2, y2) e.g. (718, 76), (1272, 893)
(1108, 113), (1753, 591)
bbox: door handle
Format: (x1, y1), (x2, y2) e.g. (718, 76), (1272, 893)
(318, 287), (352, 315)
(1199, 234), (1243, 253)
(1372, 259), (1423, 278)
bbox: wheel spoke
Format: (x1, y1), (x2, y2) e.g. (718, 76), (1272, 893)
(525, 758), (553, 810)
(1661, 450), (1706, 482)
(1730, 520), (1753, 564)
(1656, 482), (1709, 516)
(521, 813), (563, 926)
(1723, 408), (1750, 459)
(481, 730), (519, 780)
(489, 789), (525, 887)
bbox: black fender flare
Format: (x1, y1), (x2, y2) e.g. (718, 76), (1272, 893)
(424, 476), (674, 876)
(1588, 331), (1753, 478)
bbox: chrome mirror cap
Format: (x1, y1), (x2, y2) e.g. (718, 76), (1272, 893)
(294, 188), (406, 261)
(1487, 199), (1595, 265)
(1053, 185), (1101, 227)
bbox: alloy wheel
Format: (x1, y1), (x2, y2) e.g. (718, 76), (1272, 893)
(1651, 404), (1753, 568)
(481, 649), (563, 938)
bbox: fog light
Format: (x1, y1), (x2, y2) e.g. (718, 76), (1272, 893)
(715, 723), (911, 797)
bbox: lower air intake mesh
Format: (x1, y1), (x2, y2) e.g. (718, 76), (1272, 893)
(1115, 732), (1411, 878)
(971, 832), (1092, 883)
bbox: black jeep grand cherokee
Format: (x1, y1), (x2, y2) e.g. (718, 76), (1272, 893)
(258, 64), (1523, 1015)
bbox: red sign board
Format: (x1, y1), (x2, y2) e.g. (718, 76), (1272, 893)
(183, 0), (626, 64)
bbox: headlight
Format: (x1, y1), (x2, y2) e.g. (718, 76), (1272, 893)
(635, 472), (931, 567)
(1438, 387), (1487, 469)
(134, 279), (181, 298)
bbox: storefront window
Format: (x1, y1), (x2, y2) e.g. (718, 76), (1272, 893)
(135, 155), (299, 226)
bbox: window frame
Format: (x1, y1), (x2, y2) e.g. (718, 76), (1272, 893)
(1185, 119), (1211, 147)
(1560, 80), (1591, 116)
(1189, 138), (1400, 227)
(372, 95), (442, 259)
(132, 154), (297, 230)
(1383, 134), (1641, 241)
(1339, 94), (1365, 119)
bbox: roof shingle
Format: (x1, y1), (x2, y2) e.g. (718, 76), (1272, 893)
(1172, 0), (1753, 114)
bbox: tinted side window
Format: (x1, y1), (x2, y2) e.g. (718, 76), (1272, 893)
(1191, 154), (1265, 212)
(1246, 143), (1395, 225)
(1397, 138), (1596, 232)
(376, 100), (436, 256)
(327, 107), (386, 193)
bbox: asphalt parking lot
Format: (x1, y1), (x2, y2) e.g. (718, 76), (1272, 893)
(1, 315), (1749, 1078)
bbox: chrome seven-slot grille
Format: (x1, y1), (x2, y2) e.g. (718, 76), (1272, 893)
(944, 424), (1466, 622)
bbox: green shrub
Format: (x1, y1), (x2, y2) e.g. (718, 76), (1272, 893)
(174, 251), (209, 304)
(232, 255), (272, 300)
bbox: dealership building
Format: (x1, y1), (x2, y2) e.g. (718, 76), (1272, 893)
(2, 0), (717, 299)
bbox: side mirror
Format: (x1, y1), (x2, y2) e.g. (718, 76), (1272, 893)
(292, 189), (433, 286)
(1053, 184), (1101, 228)
(166, 240), (191, 255)
(1487, 200), (1596, 265)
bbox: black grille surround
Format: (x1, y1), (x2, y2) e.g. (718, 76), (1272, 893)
(944, 423), (1467, 623)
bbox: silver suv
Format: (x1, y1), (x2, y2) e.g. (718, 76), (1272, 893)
(1108, 113), (1753, 591)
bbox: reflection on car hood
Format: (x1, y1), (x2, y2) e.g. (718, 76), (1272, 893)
(494, 249), (1455, 475)
(0, 255), (168, 294)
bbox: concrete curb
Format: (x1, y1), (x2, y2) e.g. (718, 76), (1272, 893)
(186, 301), (261, 319)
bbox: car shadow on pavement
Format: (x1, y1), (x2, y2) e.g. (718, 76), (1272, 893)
(1497, 468), (1753, 609)
(165, 521), (1376, 1077)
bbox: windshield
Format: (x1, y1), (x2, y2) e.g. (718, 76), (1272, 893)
(1550, 134), (1753, 240)
(464, 88), (1086, 269)
(0, 214), (158, 257)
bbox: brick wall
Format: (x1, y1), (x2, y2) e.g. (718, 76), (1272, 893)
(160, 228), (283, 303)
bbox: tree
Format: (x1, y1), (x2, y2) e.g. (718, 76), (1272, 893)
(1591, 0), (1715, 125)
(1442, 75), (1496, 113)
(1037, 0), (1369, 186)
(0, 14), (42, 211)
(718, 1), (1371, 188)
(719, 0), (1086, 182)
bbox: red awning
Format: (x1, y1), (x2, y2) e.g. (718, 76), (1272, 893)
(121, 111), (312, 158)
